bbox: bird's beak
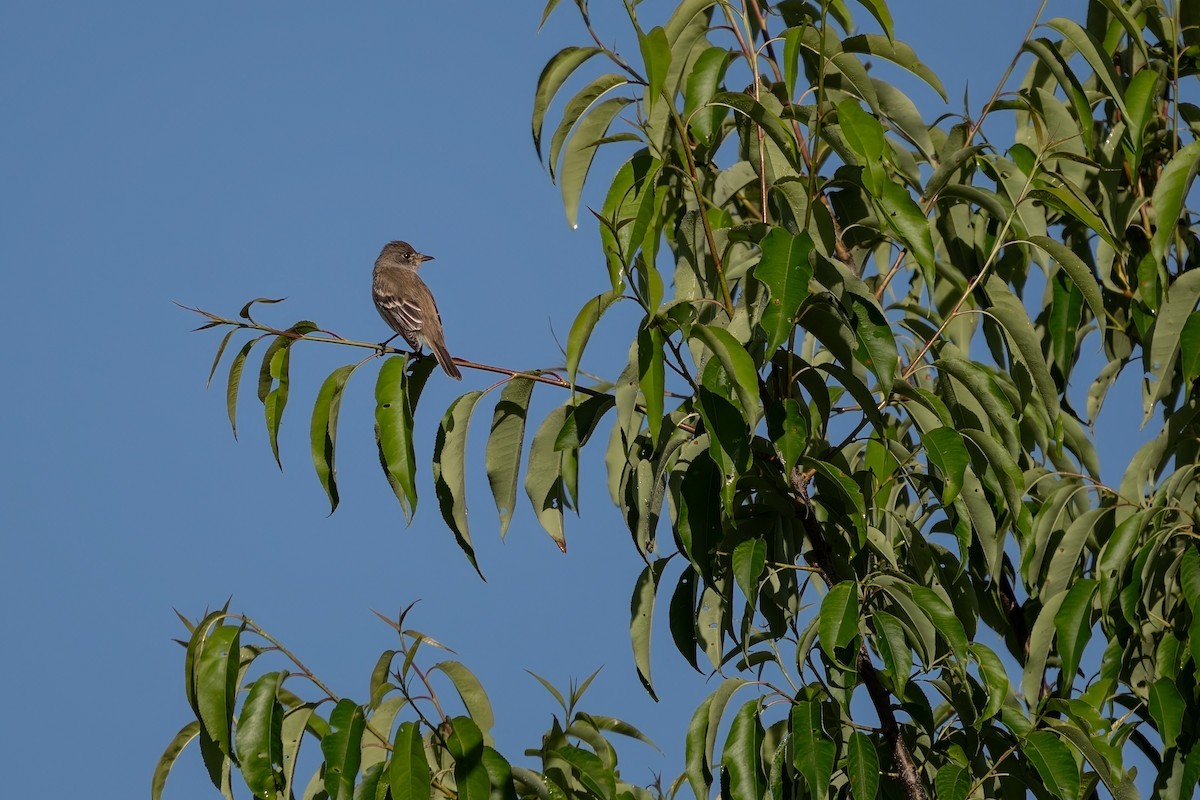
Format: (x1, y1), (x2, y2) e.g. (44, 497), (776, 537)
(419, 253), (435, 263)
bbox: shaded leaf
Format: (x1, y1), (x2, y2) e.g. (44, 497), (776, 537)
(486, 377), (535, 538)
(433, 390), (486, 578)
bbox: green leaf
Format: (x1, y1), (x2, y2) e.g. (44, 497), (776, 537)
(196, 624), (241, 761)
(556, 394), (616, 452)
(1053, 579), (1097, 688)
(686, 678), (747, 800)
(732, 538), (766, 609)
(548, 74), (631, 184)
(238, 296), (286, 321)
(878, 179), (935, 286)
(1023, 730), (1080, 800)
(850, 0), (893, 37)
(846, 731), (878, 800)
(969, 643), (1009, 722)
(639, 26), (671, 111)
(152, 721), (200, 800)
(1028, 235), (1105, 327)
(910, 585), (968, 665)
(390, 721), (431, 800)
(709, 91), (802, 170)
(567, 291), (623, 385)
(431, 661), (495, 743)
(765, 398), (808, 477)
(934, 764), (971, 800)
(1149, 677), (1184, 749)
(258, 334), (296, 469)
(848, 292), (897, 391)
(690, 324), (761, 426)
(558, 746), (616, 800)
(754, 228), (813, 352)
(871, 610), (911, 697)
(842, 34), (946, 100)
(279, 704), (317, 800)
(922, 426), (969, 505)
(669, 566), (701, 672)
(984, 276), (1063, 424)
(447, 717), (490, 800)
(225, 335), (265, 440)
(684, 47), (732, 143)
(486, 377), (535, 538)
(723, 700), (765, 800)
(433, 390), (486, 578)
(1145, 268), (1200, 422)
(638, 324), (665, 443)
(837, 100), (886, 194)
(235, 671), (286, 799)
(1180, 314), (1200, 384)
(206, 328), (237, 389)
(533, 46), (602, 160)
(559, 96), (634, 229)
(481, 748), (518, 800)
(1044, 19), (1128, 120)
(310, 364), (357, 514)
(321, 700), (365, 800)
(376, 356), (437, 523)
(791, 700), (834, 795)
(525, 405), (571, 551)
(801, 457), (867, 545)
(630, 559), (668, 701)
(819, 581), (860, 662)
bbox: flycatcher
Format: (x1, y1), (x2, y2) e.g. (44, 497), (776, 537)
(372, 240), (462, 379)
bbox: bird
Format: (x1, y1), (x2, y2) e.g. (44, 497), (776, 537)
(372, 240), (462, 379)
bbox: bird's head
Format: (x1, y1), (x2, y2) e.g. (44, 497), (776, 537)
(380, 240), (434, 269)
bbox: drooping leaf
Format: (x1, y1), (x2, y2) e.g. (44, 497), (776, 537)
(639, 26), (671, 111)
(690, 324), (761, 426)
(566, 291), (623, 385)
(819, 581), (860, 663)
(152, 722), (200, 800)
(310, 364), (357, 514)
(1054, 579), (1097, 688)
(922, 426), (969, 505)
(686, 679), (749, 800)
(533, 46), (603, 160)
(195, 624), (241, 761)
(754, 228), (813, 352)
(225, 335), (266, 440)
(433, 390), (486, 578)
(235, 671), (286, 800)
(630, 559), (668, 701)
(376, 356), (437, 523)
(846, 731), (879, 800)
(321, 700), (365, 800)
(525, 405), (571, 551)
(1145, 268), (1200, 422)
(559, 96), (634, 229)
(390, 720), (432, 800)
(1023, 730), (1080, 800)
(723, 700), (765, 800)
(431, 661), (495, 742)
(486, 377), (535, 538)
(791, 700), (835, 795)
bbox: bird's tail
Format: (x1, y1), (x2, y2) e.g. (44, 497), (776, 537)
(430, 341), (463, 380)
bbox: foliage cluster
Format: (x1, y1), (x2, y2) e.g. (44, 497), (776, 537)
(160, 1), (1200, 798)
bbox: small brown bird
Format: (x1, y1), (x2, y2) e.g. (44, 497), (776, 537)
(372, 240), (462, 379)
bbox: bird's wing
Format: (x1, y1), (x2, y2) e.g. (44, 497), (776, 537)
(375, 292), (424, 349)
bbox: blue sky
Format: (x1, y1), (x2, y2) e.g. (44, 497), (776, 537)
(3, 1), (1143, 798)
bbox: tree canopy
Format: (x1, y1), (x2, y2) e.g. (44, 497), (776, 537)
(159, 1), (1200, 799)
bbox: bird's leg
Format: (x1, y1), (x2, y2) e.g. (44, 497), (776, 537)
(377, 333), (399, 354)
